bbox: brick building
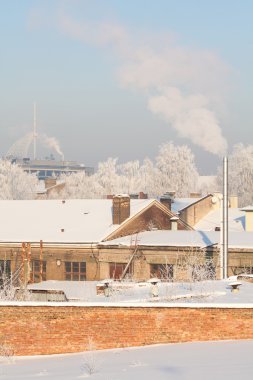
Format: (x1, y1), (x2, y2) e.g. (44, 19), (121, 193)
(0, 195), (191, 283)
(0, 194), (252, 284)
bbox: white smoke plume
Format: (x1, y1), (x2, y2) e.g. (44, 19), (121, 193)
(39, 134), (64, 161)
(36, 7), (230, 156)
(148, 87), (227, 156)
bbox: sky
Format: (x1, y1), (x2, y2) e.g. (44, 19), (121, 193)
(1, 0), (253, 174)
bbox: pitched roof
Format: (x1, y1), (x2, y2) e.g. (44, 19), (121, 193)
(100, 230), (253, 249)
(0, 199), (154, 244)
(100, 230), (217, 248)
(194, 208), (245, 231)
(171, 197), (202, 213)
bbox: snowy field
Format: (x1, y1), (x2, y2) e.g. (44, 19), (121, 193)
(1, 340), (253, 379)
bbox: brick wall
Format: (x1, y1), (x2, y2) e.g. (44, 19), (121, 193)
(0, 304), (252, 356)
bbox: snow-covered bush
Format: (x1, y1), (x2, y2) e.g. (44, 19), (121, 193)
(0, 337), (14, 363)
(80, 338), (101, 376)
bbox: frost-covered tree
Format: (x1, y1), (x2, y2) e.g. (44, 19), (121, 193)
(155, 142), (199, 197)
(218, 144), (253, 207)
(0, 160), (38, 199)
(117, 160), (141, 194)
(50, 143), (200, 199)
(138, 158), (159, 197)
(95, 157), (122, 195)
(56, 172), (103, 199)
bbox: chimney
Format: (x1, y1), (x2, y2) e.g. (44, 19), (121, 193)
(112, 195), (130, 224)
(130, 193), (139, 199)
(190, 192), (202, 198)
(139, 192), (148, 199)
(170, 216), (179, 231)
(229, 195), (238, 208)
(160, 193), (172, 210)
(241, 206), (253, 231)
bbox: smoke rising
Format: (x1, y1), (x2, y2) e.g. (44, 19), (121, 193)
(39, 134), (64, 160)
(45, 9), (229, 156)
(148, 88), (227, 156)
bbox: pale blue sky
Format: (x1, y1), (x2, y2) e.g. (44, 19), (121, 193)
(0, 0), (253, 173)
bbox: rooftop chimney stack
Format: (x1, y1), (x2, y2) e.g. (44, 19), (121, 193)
(112, 195), (130, 224)
(160, 192), (174, 210)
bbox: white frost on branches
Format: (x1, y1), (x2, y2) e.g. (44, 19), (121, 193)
(155, 142), (199, 197)
(217, 144), (253, 207)
(49, 142), (200, 199)
(0, 160), (38, 200)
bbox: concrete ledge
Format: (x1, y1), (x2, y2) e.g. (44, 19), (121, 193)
(0, 301), (253, 308)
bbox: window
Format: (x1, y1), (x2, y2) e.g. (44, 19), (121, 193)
(65, 262), (86, 281)
(31, 260), (47, 283)
(150, 263), (174, 281)
(109, 263), (133, 280)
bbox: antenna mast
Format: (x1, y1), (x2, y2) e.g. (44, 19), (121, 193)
(33, 102), (37, 160)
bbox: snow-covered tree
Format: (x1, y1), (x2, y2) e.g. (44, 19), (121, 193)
(138, 158), (159, 197)
(218, 144), (253, 207)
(95, 158), (121, 196)
(117, 160), (141, 194)
(0, 160), (38, 199)
(49, 143), (201, 200)
(155, 142), (199, 197)
(57, 172), (103, 199)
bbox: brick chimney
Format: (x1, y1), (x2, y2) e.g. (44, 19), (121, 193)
(112, 195), (130, 224)
(160, 193), (172, 210)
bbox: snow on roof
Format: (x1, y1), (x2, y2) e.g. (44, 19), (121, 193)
(102, 230), (253, 249)
(26, 278), (253, 305)
(0, 198), (153, 244)
(241, 205), (253, 211)
(102, 230), (219, 248)
(194, 208), (245, 232)
(172, 198), (201, 213)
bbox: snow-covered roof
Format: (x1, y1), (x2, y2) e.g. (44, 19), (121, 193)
(0, 199), (154, 244)
(171, 198), (201, 213)
(26, 278), (253, 305)
(101, 230), (218, 248)
(101, 230), (253, 249)
(194, 208), (245, 231)
(241, 205), (253, 212)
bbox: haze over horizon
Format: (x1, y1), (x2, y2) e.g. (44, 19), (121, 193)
(1, 0), (253, 174)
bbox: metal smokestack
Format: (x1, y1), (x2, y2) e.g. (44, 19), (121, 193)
(222, 156), (228, 279)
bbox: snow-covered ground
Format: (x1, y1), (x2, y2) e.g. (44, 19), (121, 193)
(27, 277), (253, 304)
(1, 340), (253, 379)
(2, 280), (252, 378)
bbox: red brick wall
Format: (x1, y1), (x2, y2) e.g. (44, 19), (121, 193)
(0, 305), (252, 356)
